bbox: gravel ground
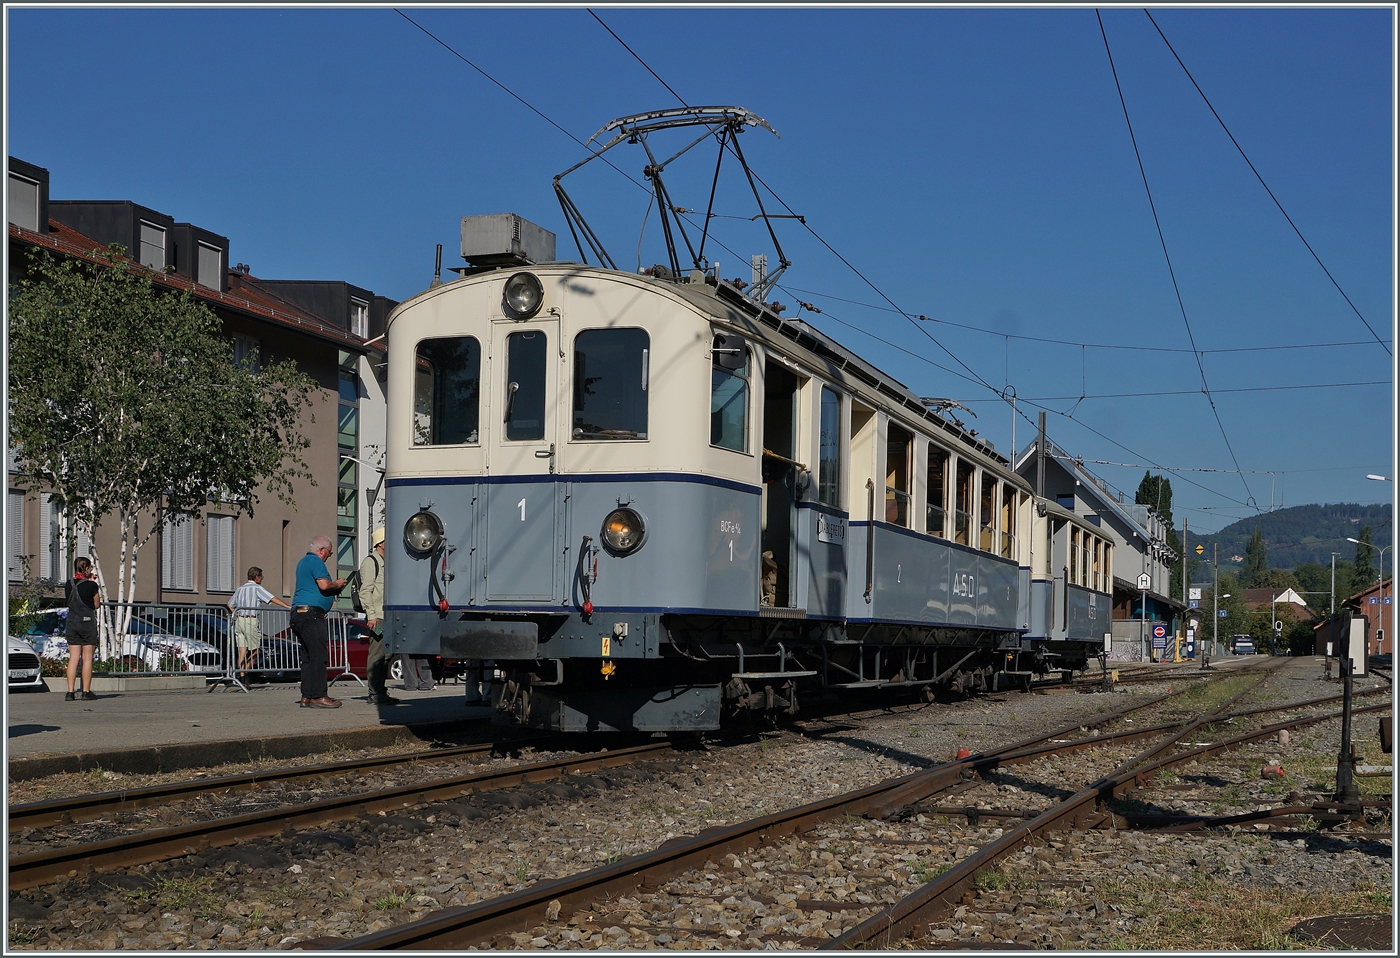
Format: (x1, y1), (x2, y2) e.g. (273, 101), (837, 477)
(6, 659), (1390, 951)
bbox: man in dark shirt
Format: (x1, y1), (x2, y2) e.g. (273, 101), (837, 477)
(64, 556), (102, 701)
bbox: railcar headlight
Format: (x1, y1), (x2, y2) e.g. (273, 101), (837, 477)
(502, 271), (544, 320)
(404, 510), (445, 557)
(600, 508), (645, 556)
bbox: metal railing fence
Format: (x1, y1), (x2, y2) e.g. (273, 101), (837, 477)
(30, 602), (362, 690)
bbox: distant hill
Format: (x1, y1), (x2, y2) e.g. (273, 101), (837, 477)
(1188, 503), (1392, 572)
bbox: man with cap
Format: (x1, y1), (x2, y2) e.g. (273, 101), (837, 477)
(359, 527), (398, 705)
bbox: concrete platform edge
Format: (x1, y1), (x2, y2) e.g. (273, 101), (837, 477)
(7, 721), (463, 781)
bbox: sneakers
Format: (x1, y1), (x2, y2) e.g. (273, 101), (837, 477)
(367, 693), (401, 705)
(64, 691), (76, 701)
(81, 691), (96, 701)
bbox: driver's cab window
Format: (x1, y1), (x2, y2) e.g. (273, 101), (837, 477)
(505, 330), (547, 441)
(710, 333), (749, 452)
(413, 336), (480, 445)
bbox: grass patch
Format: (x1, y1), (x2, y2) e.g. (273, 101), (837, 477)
(129, 876), (227, 921)
(973, 867), (1037, 892)
(1172, 675), (1254, 712)
(8, 926), (40, 945)
(373, 894), (407, 911)
(910, 860), (952, 883)
(1096, 872), (1390, 949)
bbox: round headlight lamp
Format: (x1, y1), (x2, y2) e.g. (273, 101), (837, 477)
(600, 508), (645, 556)
(403, 510), (445, 557)
(502, 271), (544, 320)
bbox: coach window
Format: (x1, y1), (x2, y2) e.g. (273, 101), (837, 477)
(505, 330), (548, 441)
(954, 459), (974, 546)
(1082, 533), (1091, 588)
(818, 387), (841, 507)
(711, 333), (749, 452)
(926, 444), (948, 537)
(413, 337), (480, 445)
(573, 328), (649, 440)
(1093, 539), (1102, 591)
(1000, 484), (1016, 558)
(1103, 542), (1113, 586)
(1069, 527), (1079, 585)
(979, 472), (996, 552)
(885, 423), (912, 527)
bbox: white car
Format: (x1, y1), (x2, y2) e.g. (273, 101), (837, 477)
(7, 635), (46, 690)
(37, 615), (224, 674)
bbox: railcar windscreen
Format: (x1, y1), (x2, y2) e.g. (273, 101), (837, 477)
(818, 387), (841, 507)
(413, 337), (480, 445)
(505, 331), (548, 441)
(572, 328), (649, 440)
(710, 334), (749, 452)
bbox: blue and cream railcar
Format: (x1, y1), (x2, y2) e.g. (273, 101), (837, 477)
(384, 232), (1110, 731)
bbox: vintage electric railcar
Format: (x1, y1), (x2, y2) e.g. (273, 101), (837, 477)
(383, 222), (1113, 732)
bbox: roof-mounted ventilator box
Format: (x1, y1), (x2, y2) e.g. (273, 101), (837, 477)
(458, 214), (556, 273)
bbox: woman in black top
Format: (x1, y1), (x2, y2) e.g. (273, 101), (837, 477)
(64, 556), (102, 701)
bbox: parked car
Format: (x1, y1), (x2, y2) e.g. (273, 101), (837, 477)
(159, 612), (300, 681)
(1231, 636), (1256, 656)
(7, 634), (46, 690)
(34, 613), (223, 674)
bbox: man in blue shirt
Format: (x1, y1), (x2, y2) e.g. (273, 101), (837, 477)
(291, 535), (350, 708)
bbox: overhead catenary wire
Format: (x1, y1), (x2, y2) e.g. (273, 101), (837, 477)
(398, 8), (1277, 519)
(1144, 8), (1391, 357)
(1097, 9), (1256, 511)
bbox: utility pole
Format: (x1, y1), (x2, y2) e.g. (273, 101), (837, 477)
(1212, 542), (1219, 659)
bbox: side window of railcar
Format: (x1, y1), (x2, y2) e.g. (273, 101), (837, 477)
(1102, 542), (1112, 587)
(954, 460), (974, 546)
(1093, 539), (1102, 591)
(979, 472), (997, 552)
(1000, 484), (1016, 558)
(818, 387), (841, 507)
(710, 333), (749, 452)
(1069, 527), (1079, 584)
(573, 328), (649, 440)
(413, 337), (481, 445)
(885, 424), (912, 527)
(926, 445), (948, 537)
(505, 330), (547, 441)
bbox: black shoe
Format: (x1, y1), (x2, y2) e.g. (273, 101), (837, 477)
(81, 691), (97, 700)
(368, 693), (401, 705)
(64, 692), (76, 701)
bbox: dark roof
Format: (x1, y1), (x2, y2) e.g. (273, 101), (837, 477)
(10, 220), (371, 352)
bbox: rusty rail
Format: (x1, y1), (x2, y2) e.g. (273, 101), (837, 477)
(6, 741), (671, 891)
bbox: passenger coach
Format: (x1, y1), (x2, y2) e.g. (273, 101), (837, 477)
(384, 216), (1111, 731)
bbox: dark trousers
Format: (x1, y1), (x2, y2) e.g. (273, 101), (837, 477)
(366, 633), (389, 697)
(291, 611), (329, 700)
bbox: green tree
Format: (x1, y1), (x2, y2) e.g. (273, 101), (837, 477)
(8, 246), (318, 649)
(1202, 572), (1250, 654)
(1351, 525), (1376, 596)
(1134, 471), (1174, 527)
(1256, 568), (1300, 591)
(1242, 527), (1268, 588)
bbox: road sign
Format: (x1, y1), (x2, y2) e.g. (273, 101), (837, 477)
(1137, 573), (1152, 591)
(1189, 600), (1200, 609)
(1153, 624), (1167, 640)
(1195, 544), (1205, 555)
(1370, 597), (1378, 605)
(1219, 609), (1228, 618)
(1189, 588), (1202, 600)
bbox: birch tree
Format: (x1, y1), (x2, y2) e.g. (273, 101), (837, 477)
(8, 246), (318, 652)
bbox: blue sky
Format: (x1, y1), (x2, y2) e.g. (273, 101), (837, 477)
(6, 5), (1394, 534)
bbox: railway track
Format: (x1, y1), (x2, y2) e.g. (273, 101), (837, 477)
(292, 659), (1389, 950)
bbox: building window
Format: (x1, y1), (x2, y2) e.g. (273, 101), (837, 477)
(1056, 493), (1075, 511)
(8, 173), (40, 231)
(710, 334), (749, 452)
(413, 337), (480, 445)
(197, 242), (222, 289)
(139, 220), (166, 272)
(337, 351), (359, 609)
(7, 490), (24, 582)
(233, 334), (261, 373)
(162, 513), (194, 591)
(884, 424), (912, 527)
(572, 328), (649, 440)
(818, 387), (841, 508)
(206, 515), (236, 593)
(39, 494), (88, 582)
(350, 298), (369, 338)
